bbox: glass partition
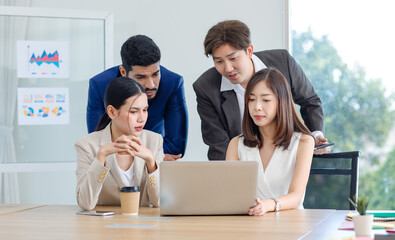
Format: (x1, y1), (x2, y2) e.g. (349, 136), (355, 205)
(7, 16), (105, 163)
(0, 6), (113, 204)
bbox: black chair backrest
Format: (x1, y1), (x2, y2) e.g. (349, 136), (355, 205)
(304, 151), (359, 210)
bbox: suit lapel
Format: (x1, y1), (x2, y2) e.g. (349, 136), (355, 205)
(132, 156), (144, 185)
(221, 90), (241, 137)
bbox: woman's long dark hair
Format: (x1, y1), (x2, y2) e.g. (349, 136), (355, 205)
(95, 77), (145, 131)
(242, 68), (311, 150)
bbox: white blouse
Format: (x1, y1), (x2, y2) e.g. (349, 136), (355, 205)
(118, 160), (136, 187)
(238, 132), (304, 209)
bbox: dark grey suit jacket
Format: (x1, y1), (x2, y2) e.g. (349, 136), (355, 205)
(193, 49), (324, 160)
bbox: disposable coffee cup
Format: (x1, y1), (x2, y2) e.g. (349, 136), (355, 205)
(120, 186), (140, 215)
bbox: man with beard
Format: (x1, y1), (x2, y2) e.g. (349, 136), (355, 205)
(86, 35), (188, 161)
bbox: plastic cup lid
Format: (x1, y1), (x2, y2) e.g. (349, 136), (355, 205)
(120, 186), (140, 192)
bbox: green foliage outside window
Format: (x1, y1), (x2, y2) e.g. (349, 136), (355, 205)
(292, 29), (395, 209)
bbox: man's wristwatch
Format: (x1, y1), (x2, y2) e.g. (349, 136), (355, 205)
(271, 198), (281, 212)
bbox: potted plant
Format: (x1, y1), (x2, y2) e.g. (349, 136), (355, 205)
(349, 194), (373, 236)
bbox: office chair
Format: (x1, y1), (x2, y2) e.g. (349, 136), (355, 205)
(304, 151), (359, 210)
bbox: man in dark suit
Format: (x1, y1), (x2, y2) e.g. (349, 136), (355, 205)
(87, 35), (188, 161)
(193, 20), (329, 160)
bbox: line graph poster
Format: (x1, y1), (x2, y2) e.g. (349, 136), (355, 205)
(17, 41), (69, 78)
(18, 88), (69, 125)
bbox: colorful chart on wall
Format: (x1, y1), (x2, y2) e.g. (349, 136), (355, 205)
(17, 40), (69, 78)
(17, 88), (69, 125)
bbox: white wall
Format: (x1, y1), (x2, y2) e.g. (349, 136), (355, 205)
(2, 0), (287, 204)
(28, 0), (288, 161)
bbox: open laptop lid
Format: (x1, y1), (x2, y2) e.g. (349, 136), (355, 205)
(160, 161), (258, 215)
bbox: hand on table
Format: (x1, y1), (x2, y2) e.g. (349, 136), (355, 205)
(249, 198), (269, 216)
(163, 154), (182, 161)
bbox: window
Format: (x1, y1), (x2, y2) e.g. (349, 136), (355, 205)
(290, 0), (395, 209)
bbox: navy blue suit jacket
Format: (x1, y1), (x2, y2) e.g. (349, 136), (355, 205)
(86, 65), (188, 156)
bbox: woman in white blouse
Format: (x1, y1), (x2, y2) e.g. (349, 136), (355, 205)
(75, 77), (163, 210)
(226, 68), (314, 216)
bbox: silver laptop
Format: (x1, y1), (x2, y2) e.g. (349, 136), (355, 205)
(160, 161), (258, 215)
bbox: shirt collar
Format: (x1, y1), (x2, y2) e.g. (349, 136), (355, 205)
(251, 54), (266, 72)
(220, 54), (267, 92)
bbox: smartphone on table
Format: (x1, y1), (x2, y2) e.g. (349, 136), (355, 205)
(314, 142), (334, 151)
(76, 210), (115, 216)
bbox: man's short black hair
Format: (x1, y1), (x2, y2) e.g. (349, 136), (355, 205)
(120, 35), (161, 72)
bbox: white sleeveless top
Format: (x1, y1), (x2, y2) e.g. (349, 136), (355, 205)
(238, 132), (304, 209)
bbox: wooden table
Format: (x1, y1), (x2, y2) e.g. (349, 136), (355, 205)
(0, 204), (45, 216)
(0, 205), (392, 240)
